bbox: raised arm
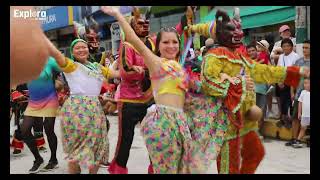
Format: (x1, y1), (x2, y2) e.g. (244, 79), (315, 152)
(101, 6), (161, 73)
(45, 35), (67, 67)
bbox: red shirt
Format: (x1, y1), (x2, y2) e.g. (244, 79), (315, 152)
(257, 51), (270, 64)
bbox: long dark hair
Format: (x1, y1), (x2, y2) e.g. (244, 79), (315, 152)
(155, 27), (181, 59)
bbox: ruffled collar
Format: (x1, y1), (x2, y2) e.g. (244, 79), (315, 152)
(206, 46), (255, 66)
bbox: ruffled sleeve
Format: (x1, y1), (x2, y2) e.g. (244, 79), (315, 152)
(59, 57), (77, 73)
(249, 59), (301, 88)
(201, 54), (230, 98)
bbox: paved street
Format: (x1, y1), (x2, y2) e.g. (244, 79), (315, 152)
(10, 115), (310, 174)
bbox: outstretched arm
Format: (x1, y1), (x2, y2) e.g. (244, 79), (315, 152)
(101, 6), (161, 74)
(250, 60), (309, 88)
(45, 35), (66, 67)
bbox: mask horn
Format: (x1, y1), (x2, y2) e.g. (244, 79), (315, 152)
(145, 6), (152, 20)
(84, 17), (90, 34)
(215, 9), (230, 23)
(132, 6), (141, 19)
(89, 16), (99, 32)
(233, 7), (241, 22)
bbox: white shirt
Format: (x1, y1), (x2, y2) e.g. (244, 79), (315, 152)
(298, 90), (310, 117)
(64, 62), (104, 96)
(277, 51), (300, 67)
(271, 37), (297, 64)
(272, 38), (296, 52)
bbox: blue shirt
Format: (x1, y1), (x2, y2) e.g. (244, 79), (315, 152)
(294, 57), (310, 100)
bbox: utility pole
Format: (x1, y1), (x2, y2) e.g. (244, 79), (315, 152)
(295, 6), (307, 43)
(295, 6), (308, 57)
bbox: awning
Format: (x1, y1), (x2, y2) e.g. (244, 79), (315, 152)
(201, 6), (296, 29)
(151, 6), (185, 15)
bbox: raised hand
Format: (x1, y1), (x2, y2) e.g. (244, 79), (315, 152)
(101, 6), (120, 17)
(132, 65), (145, 74)
(220, 73), (230, 83)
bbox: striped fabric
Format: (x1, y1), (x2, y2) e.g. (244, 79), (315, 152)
(24, 57), (60, 117)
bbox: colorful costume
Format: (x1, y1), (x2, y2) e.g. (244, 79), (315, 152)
(24, 57), (60, 118)
(58, 39), (112, 170)
(84, 18), (112, 167)
(141, 59), (227, 174)
(108, 7), (156, 174)
(190, 9), (303, 174)
(17, 57), (61, 173)
(21, 57), (61, 150)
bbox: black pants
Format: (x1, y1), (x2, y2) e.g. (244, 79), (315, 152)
(278, 85), (292, 116)
(114, 101), (153, 168)
(14, 120), (44, 143)
(21, 116), (57, 162)
(12, 102), (32, 142)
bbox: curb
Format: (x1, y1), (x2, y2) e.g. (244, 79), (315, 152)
(262, 119), (292, 141)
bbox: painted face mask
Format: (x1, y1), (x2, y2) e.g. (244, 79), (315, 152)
(84, 16), (100, 53)
(130, 7), (151, 38)
(215, 8), (244, 48)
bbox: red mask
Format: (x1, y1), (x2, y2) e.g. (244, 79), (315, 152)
(132, 18), (150, 38)
(131, 7), (151, 38)
(83, 16), (100, 53)
(85, 28), (100, 52)
(215, 9), (244, 48)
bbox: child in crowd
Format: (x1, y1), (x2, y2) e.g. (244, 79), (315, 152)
(256, 40), (270, 65)
(293, 78), (310, 148)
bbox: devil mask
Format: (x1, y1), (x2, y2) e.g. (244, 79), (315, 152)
(130, 7), (151, 38)
(215, 8), (244, 48)
(84, 16), (100, 53)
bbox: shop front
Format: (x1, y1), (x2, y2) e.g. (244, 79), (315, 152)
(41, 6), (80, 54)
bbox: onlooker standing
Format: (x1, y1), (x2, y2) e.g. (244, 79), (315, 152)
(276, 38), (300, 128)
(270, 25), (297, 65)
(256, 40), (277, 119)
(293, 78), (310, 148)
(247, 44), (268, 137)
(256, 40), (270, 65)
(286, 40), (310, 146)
